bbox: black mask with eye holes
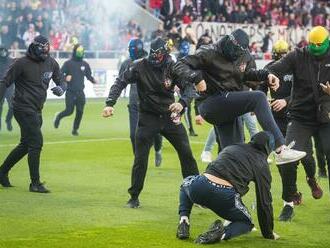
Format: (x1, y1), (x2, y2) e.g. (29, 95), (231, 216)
(219, 29), (249, 62)
(148, 37), (169, 67)
(27, 35), (50, 61)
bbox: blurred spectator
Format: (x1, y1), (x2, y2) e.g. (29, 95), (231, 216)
(0, 25), (13, 48)
(261, 31), (274, 53)
(22, 23), (40, 47)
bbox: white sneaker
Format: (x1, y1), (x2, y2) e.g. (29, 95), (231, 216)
(275, 141), (306, 165)
(201, 151), (212, 163)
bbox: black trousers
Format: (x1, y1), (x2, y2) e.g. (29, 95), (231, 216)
(0, 110), (43, 183)
(199, 91), (285, 149)
(0, 86), (14, 129)
(128, 103), (162, 154)
(314, 132), (329, 173)
(183, 102), (195, 133)
(279, 120), (330, 202)
(128, 112), (199, 199)
(57, 90), (86, 131)
(275, 117), (317, 200)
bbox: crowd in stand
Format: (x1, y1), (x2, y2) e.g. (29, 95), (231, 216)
(0, 0), (143, 52)
(144, 0), (330, 28)
(2, 0), (330, 53)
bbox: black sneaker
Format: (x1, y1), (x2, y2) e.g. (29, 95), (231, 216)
(176, 220), (190, 240)
(72, 129), (79, 136)
(279, 205), (294, 222)
(189, 129), (198, 137)
(6, 121), (13, 131)
(126, 198), (140, 208)
(155, 151), (162, 167)
(29, 182), (50, 193)
(195, 219), (224, 244)
(0, 173), (13, 187)
(53, 112), (60, 129)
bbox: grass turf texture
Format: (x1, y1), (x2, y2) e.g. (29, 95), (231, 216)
(0, 98), (329, 248)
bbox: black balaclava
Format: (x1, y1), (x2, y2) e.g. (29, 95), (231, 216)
(249, 131), (275, 156)
(219, 29), (249, 62)
(148, 37), (169, 67)
(0, 46), (9, 61)
(27, 35), (50, 61)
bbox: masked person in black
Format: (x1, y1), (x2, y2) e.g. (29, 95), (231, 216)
(121, 38), (163, 167)
(0, 46), (14, 131)
(267, 26), (330, 221)
(259, 40), (323, 220)
(102, 37), (199, 208)
(176, 131), (280, 244)
(54, 44), (97, 136)
(174, 29), (306, 165)
(0, 35), (66, 193)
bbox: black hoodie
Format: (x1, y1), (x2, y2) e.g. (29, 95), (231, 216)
(0, 46), (64, 113)
(205, 132), (274, 239)
(61, 47), (96, 92)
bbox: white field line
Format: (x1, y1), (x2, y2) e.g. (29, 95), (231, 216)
(0, 137), (205, 148)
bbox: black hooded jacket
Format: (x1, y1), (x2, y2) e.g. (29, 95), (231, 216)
(61, 48), (96, 92)
(267, 47), (330, 124)
(0, 47), (64, 113)
(173, 40), (269, 98)
(205, 134), (274, 239)
(106, 56), (194, 115)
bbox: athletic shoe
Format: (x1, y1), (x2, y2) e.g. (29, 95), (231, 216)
(72, 129), (79, 136)
(6, 121), (12, 131)
(155, 151), (162, 167)
(318, 169), (327, 178)
(201, 151), (212, 163)
(176, 220), (190, 240)
(126, 198), (140, 208)
(279, 205), (294, 222)
(307, 177), (323, 199)
(0, 173), (13, 187)
(189, 129), (198, 137)
(53, 112), (60, 129)
(29, 182), (50, 193)
(275, 141), (306, 165)
(292, 192), (302, 206)
(195, 219), (224, 244)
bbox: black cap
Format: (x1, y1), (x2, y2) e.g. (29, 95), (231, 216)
(232, 29), (249, 49)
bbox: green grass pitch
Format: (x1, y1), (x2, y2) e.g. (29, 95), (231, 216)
(0, 98), (329, 248)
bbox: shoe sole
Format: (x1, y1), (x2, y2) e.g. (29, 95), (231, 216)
(276, 153), (307, 165)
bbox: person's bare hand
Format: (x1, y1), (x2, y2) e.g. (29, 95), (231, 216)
(268, 74), (279, 91)
(320, 81), (330, 95)
(102, 106), (114, 118)
(195, 80), (207, 92)
(271, 99), (287, 112)
(195, 115), (204, 125)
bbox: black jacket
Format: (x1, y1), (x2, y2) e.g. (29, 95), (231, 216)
(259, 60), (293, 119)
(205, 143), (273, 240)
(0, 51), (64, 113)
(118, 58), (138, 106)
(267, 47), (330, 124)
(106, 57), (194, 115)
(174, 43), (269, 98)
(61, 58), (95, 92)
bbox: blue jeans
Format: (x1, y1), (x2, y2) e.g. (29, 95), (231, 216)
(242, 112), (259, 138)
(199, 91), (285, 149)
(203, 127), (216, 152)
(179, 175), (254, 240)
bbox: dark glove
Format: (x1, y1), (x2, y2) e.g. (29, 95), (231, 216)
(51, 85), (65, 96)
